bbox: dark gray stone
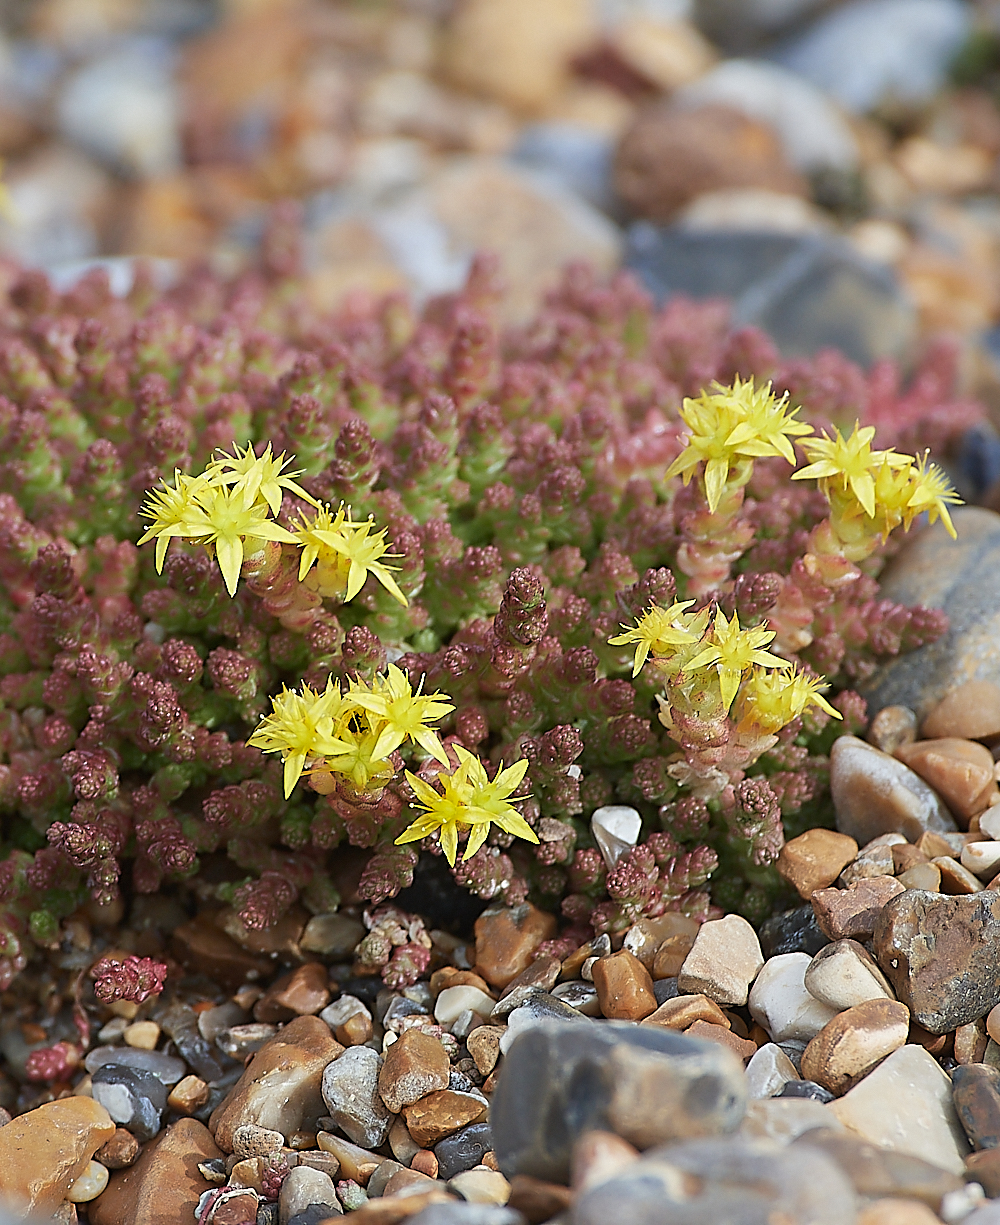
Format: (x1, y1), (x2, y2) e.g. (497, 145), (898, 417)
(953, 1065), (1000, 1151)
(434, 1122), (493, 1179)
(491, 1021), (746, 1183)
(653, 978), (681, 1005)
(777, 1079), (834, 1104)
(861, 508), (1000, 722)
(760, 906), (830, 959)
(91, 1062), (167, 1141)
(693, 0), (833, 52)
(573, 1137), (856, 1225)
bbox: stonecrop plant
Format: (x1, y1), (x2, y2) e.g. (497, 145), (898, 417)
(0, 209), (972, 993)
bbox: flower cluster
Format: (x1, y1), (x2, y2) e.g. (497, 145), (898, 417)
(0, 216), (971, 993)
(90, 954), (168, 1004)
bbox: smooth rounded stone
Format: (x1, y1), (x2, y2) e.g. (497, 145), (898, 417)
(773, 0), (970, 113)
(873, 890), (1000, 1034)
(861, 510), (1000, 723)
(923, 682), (1000, 742)
(403, 1090), (489, 1148)
(65, 1158), (109, 1203)
(449, 1168), (511, 1205)
(592, 949), (658, 1020)
(550, 981), (601, 1016)
(749, 954), (840, 1044)
(811, 875), (905, 942)
(84, 1045), (185, 1084)
(952, 1065), (1000, 1151)
(740, 1098), (842, 1146)
(511, 122), (616, 215)
(800, 999), (910, 1096)
(963, 841), (1000, 880)
(198, 1003), (248, 1045)
(499, 954), (561, 1001)
(322, 1047), (394, 1149)
(777, 830), (859, 900)
(211, 1015), (344, 1153)
(217, 1024), (279, 1060)
(830, 736), (956, 844)
(965, 1149), (1000, 1198)
(896, 739), (999, 826)
(279, 1165), (339, 1222)
(677, 914), (764, 1006)
(591, 806), (642, 871)
(0, 1096), (115, 1218)
(315, 1132), (386, 1183)
(378, 1029), (450, 1114)
(91, 1063), (168, 1142)
(828, 1045), (970, 1174)
(474, 904), (558, 991)
(804, 940), (895, 1011)
(760, 906), (831, 959)
(499, 992), (590, 1055)
(301, 913), (366, 959)
(491, 986), (545, 1022)
(573, 1136), (857, 1225)
(839, 844), (895, 887)
(931, 854), (983, 894)
(777, 1080), (834, 1104)
(981, 807), (1000, 841)
(158, 1003), (226, 1084)
(491, 1020), (746, 1182)
(674, 59), (859, 173)
(407, 1205), (524, 1225)
(124, 1020), (160, 1050)
(436, 986), (496, 1029)
(868, 706), (919, 755)
(95, 1127), (140, 1170)
(857, 1201), (944, 1225)
(693, 0), (832, 50)
(746, 1043), (800, 1100)
(435, 1122), (494, 1180)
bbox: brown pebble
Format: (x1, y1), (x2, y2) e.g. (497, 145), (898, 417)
(499, 953), (561, 999)
(891, 844), (929, 873)
(896, 738), (998, 826)
(316, 1133), (384, 1184)
(591, 948), (657, 1020)
(685, 1019), (757, 1062)
(343, 1187), (453, 1223)
(466, 1026), (504, 1076)
(402, 1090), (488, 1147)
(931, 855), (983, 894)
(624, 913), (699, 971)
(336, 1012), (374, 1047)
(777, 829), (859, 899)
(956, 1019), (990, 1065)
(812, 876), (906, 941)
(429, 967), (493, 999)
(410, 1150), (438, 1178)
(288, 1132), (317, 1151)
(560, 942), (594, 980)
(967, 1147), (1000, 1197)
(94, 1127), (140, 1171)
(868, 706), (919, 754)
(167, 1075), (210, 1115)
(922, 680), (1000, 741)
(171, 914), (272, 990)
(254, 962), (331, 1022)
(482, 1150), (501, 1171)
(640, 993), (730, 1031)
(800, 999), (911, 1095)
(378, 1029), (451, 1114)
(908, 1022), (951, 1056)
(474, 903), (558, 989)
(507, 1173), (573, 1224)
(571, 1129), (640, 1193)
(915, 830), (956, 859)
(898, 862), (942, 891)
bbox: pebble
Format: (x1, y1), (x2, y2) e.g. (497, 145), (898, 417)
(694, 0), (832, 49)
(171, 914), (273, 989)
(800, 999), (910, 1096)
(473, 904), (558, 990)
(448, 1168), (511, 1205)
(956, 1019), (990, 1065)
(123, 1021), (160, 1050)
(830, 736), (956, 843)
(466, 1028), (504, 1077)
(257, 963), (332, 1021)
(301, 913), (366, 959)
(94, 1127), (140, 1170)
(65, 1159), (109, 1203)
(739, 1098), (838, 1147)
(403, 1091), (488, 1148)
(868, 706), (920, 754)
(159, 1004), (226, 1084)
(322, 1047), (395, 1149)
(622, 913), (699, 972)
(550, 981), (602, 1016)
(641, 992), (731, 1032)
(923, 681), (1000, 741)
(590, 805), (642, 871)
(896, 738), (999, 826)
(197, 1003), (247, 1046)
(321, 996), (371, 1032)
(491, 1020), (746, 1182)
(592, 948), (658, 1020)
(216, 1024), (279, 1060)
(211, 1015), (343, 1153)
(408, 1206), (522, 1225)
(91, 1063), (168, 1142)
(435, 986), (496, 1029)
(931, 854), (983, 894)
(316, 1132), (387, 1183)
(84, 1045), (185, 1084)
(498, 954), (560, 1000)
(804, 939), (896, 1011)
(811, 875), (906, 941)
(777, 829), (860, 899)
(677, 913), (764, 1006)
(966, 1149), (1000, 1198)
(745, 1043), (800, 1099)
(873, 889), (1000, 1033)
(167, 1074), (210, 1115)
(856, 1199), (943, 1225)
(953, 1064), (1000, 1150)
(500, 992), (590, 1055)
(983, 806), (1000, 841)
(435, 1122), (494, 1180)
(378, 1029), (451, 1114)
(280, 1165), (341, 1221)
(760, 905), (831, 958)
(686, 1019), (757, 1063)
(232, 1123), (284, 1159)
(0, 1096), (114, 1217)
(828, 1044), (970, 1174)
(88, 1117), (221, 1225)
(839, 842), (895, 885)
(777, 1080), (835, 1104)
(571, 1129), (640, 1193)
(749, 953), (840, 1043)
(899, 862), (943, 890)
(962, 841), (1000, 879)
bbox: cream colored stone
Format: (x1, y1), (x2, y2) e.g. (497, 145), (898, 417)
(677, 914), (763, 1006)
(804, 939), (895, 1011)
(749, 953), (840, 1042)
(123, 1021), (160, 1050)
(448, 1167), (511, 1204)
(65, 1160), (109, 1203)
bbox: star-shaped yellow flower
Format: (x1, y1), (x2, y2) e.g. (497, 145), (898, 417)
(137, 470), (212, 572)
(294, 503), (408, 606)
(248, 679), (354, 798)
(608, 600), (707, 677)
(206, 442), (318, 516)
(792, 422), (909, 519)
(687, 608), (789, 712)
(737, 665), (842, 733)
(347, 664), (453, 766)
(904, 452), (961, 540)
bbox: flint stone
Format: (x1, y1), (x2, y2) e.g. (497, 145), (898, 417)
(873, 890), (1000, 1033)
(830, 736), (955, 844)
(435, 1122), (494, 1180)
(91, 1064), (167, 1142)
(952, 1064), (1000, 1151)
(861, 509), (1000, 722)
(491, 1020), (746, 1183)
(760, 905), (830, 958)
(572, 1137), (857, 1225)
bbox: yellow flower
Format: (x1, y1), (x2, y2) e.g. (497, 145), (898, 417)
(395, 746), (535, 866)
(905, 452), (962, 540)
(347, 664), (453, 765)
(248, 679), (354, 798)
(294, 503), (408, 606)
(792, 422), (909, 519)
(608, 600), (706, 677)
(206, 442), (318, 516)
(737, 665), (842, 733)
(177, 483), (298, 597)
(664, 377), (813, 513)
(687, 607), (789, 712)
(137, 470), (211, 572)
(321, 720), (399, 794)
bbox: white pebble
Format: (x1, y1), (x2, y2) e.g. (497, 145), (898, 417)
(66, 1160), (109, 1203)
(749, 953), (840, 1042)
(434, 986), (495, 1029)
(448, 1167), (512, 1204)
(591, 805), (642, 870)
(962, 841), (1000, 880)
(745, 1042), (799, 1099)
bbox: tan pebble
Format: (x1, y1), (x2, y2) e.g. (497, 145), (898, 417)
(508, 1173), (573, 1221)
(677, 914), (763, 1006)
(336, 1012), (374, 1047)
(987, 1004), (1000, 1046)
(857, 1198), (942, 1225)
(931, 856), (983, 894)
(171, 914), (272, 991)
(839, 844), (895, 886)
(898, 862), (941, 891)
(402, 1090), (488, 1148)
(908, 1020), (951, 1056)
(296, 1150), (340, 1181)
(640, 993), (730, 1031)
(829, 736), (954, 845)
(592, 948), (657, 1020)
(378, 1028), (451, 1114)
(231, 1123), (284, 1159)
(382, 1166), (435, 1197)
(685, 1019), (757, 1062)
(962, 841), (1000, 879)
(803, 939), (895, 1011)
(921, 680), (1000, 741)
(429, 967), (493, 999)
(410, 1150), (438, 1178)
(255, 962), (331, 1023)
(448, 1167), (511, 1204)
(499, 953), (561, 998)
(896, 739), (998, 825)
(915, 829), (956, 859)
(167, 1074), (210, 1115)
(981, 805), (1000, 840)
(559, 943), (594, 981)
(800, 999), (910, 1095)
(570, 1130), (640, 1193)
(123, 1021), (160, 1050)
(652, 931), (697, 979)
(811, 875), (905, 941)
(474, 903), (558, 989)
(777, 829), (859, 899)
(891, 843), (928, 873)
(94, 1127), (139, 1171)
(466, 1026), (504, 1076)
(316, 1133), (386, 1184)
(622, 913), (698, 971)
(868, 705), (919, 754)
(109, 1000), (139, 1020)
(65, 1160), (109, 1203)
